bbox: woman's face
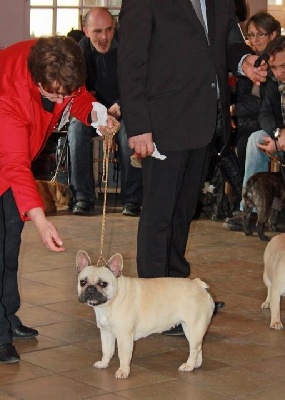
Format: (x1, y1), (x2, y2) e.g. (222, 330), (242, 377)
(246, 22), (277, 55)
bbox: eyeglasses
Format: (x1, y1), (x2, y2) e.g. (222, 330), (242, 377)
(246, 32), (269, 39)
(38, 83), (81, 101)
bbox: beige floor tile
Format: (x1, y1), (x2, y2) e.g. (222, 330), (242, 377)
(0, 374), (107, 400)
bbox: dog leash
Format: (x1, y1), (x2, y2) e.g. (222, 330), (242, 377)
(266, 150), (285, 168)
(96, 127), (117, 267)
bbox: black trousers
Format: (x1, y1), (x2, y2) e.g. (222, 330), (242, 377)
(0, 189), (24, 345)
(137, 146), (208, 278)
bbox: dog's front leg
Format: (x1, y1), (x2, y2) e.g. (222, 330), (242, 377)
(94, 328), (116, 369)
(115, 334), (134, 379)
(269, 287), (283, 330)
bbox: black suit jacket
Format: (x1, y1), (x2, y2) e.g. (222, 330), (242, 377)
(118, 0), (252, 152)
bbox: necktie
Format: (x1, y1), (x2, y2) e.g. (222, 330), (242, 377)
(278, 83), (285, 125)
(190, 0), (208, 38)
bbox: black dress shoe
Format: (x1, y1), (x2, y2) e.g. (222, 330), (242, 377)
(72, 201), (93, 216)
(162, 324), (184, 336)
(122, 203), (141, 217)
(12, 324), (39, 339)
(0, 343), (20, 363)
(213, 301), (225, 314)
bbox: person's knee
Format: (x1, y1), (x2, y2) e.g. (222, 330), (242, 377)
(68, 119), (94, 147)
(247, 130), (265, 148)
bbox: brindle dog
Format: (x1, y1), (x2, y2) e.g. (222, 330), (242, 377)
(242, 172), (285, 241)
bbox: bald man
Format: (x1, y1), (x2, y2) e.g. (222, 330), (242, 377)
(68, 7), (143, 216)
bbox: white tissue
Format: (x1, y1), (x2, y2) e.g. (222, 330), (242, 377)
(152, 143), (167, 160)
(91, 102), (108, 136)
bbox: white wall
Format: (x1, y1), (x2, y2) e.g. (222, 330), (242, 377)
(247, 0), (267, 16)
(0, 0), (29, 48)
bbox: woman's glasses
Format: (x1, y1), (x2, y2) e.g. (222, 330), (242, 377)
(38, 83), (81, 101)
(246, 32), (269, 40)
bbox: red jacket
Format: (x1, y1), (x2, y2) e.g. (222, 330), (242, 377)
(0, 40), (96, 220)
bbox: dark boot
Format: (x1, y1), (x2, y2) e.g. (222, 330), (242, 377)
(219, 148), (242, 202)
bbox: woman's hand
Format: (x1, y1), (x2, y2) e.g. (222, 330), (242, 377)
(98, 115), (120, 137)
(26, 207), (65, 252)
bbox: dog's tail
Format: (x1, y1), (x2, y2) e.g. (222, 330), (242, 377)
(194, 278), (210, 290)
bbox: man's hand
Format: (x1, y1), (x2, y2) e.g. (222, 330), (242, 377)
(128, 133), (154, 158)
(108, 103), (121, 120)
(242, 55), (268, 85)
(257, 135), (282, 153)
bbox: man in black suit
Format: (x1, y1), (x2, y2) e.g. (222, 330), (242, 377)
(118, 0), (267, 333)
(235, 0), (247, 22)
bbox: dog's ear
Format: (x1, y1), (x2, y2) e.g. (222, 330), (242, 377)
(76, 250), (92, 273)
(106, 253), (123, 277)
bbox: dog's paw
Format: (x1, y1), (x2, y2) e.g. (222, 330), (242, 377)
(115, 367), (130, 379)
(261, 301), (270, 309)
(270, 321), (283, 330)
(93, 360), (109, 369)
(178, 363), (195, 372)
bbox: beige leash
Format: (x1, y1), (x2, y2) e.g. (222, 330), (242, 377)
(96, 129), (117, 267)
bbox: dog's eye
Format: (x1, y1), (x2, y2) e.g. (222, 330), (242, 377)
(99, 281), (108, 288)
(80, 280), (87, 287)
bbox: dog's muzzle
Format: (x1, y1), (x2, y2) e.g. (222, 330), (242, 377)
(79, 285), (107, 306)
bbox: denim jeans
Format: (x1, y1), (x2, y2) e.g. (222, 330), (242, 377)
(0, 189), (24, 345)
(243, 130), (270, 186)
(68, 117), (143, 206)
(68, 117), (96, 203)
(115, 119), (143, 206)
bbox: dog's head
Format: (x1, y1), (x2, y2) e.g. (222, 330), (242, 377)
(76, 250), (123, 307)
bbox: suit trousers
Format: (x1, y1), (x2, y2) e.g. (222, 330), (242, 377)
(137, 146), (208, 278)
(0, 188), (24, 345)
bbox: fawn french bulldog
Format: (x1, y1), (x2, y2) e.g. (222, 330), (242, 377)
(76, 250), (214, 379)
(261, 233), (285, 330)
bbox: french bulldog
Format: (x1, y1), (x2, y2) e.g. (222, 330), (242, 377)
(76, 250), (214, 379)
(261, 233), (285, 330)
(242, 172), (285, 241)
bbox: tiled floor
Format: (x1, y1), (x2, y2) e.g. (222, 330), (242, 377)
(1, 197), (285, 400)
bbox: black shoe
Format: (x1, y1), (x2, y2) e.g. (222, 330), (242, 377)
(12, 324), (39, 339)
(122, 203), (141, 217)
(162, 324), (184, 336)
(72, 201), (93, 216)
(0, 344), (20, 363)
(213, 301), (225, 314)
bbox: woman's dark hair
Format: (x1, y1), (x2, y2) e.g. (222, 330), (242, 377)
(265, 36), (285, 58)
(28, 36), (86, 94)
(245, 11), (281, 37)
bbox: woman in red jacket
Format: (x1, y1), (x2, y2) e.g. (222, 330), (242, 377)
(0, 36), (119, 363)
